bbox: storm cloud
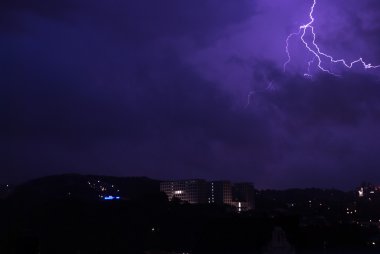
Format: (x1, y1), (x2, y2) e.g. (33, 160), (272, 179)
(3, 0), (380, 189)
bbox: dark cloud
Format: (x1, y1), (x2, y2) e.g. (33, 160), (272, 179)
(270, 73), (380, 126)
(1, 0), (255, 46)
(244, 71), (380, 188)
(0, 0), (75, 17)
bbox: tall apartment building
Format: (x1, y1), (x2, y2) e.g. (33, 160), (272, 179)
(160, 179), (255, 211)
(208, 181), (233, 205)
(160, 179), (209, 204)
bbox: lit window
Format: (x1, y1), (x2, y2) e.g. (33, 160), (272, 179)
(358, 188), (364, 197)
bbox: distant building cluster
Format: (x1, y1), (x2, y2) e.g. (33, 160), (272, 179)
(357, 182), (380, 200)
(87, 180), (121, 200)
(160, 179), (255, 211)
(0, 184), (12, 199)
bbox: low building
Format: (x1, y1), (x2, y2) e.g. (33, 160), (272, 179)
(233, 182), (255, 210)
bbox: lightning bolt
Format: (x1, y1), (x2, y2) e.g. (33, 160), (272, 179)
(245, 77), (275, 108)
(245, 91), (255, 108)
(264, 75), (276, 91)
(304, 57), (316, 78)
(284, 0), (380, 76)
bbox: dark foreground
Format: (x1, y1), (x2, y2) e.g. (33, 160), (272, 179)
(0, 175), (379, 253)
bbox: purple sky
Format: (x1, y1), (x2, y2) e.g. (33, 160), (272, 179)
(3, 0), (380, 189)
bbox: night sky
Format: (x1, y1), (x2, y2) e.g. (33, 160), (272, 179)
(3, 0), (380, 189)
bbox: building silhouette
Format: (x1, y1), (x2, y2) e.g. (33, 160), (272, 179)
(264, 227), (295, 254)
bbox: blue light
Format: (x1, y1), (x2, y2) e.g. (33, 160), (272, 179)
(103, 195), (121, 200)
